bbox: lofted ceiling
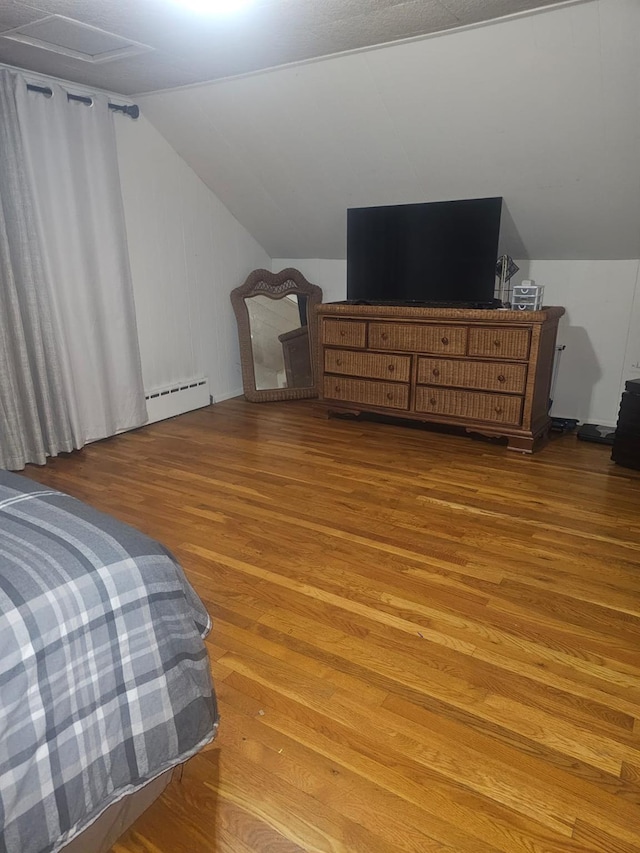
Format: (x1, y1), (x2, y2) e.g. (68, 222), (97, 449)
(1, 0), (638, 262)
(139, 0), (640, 260)
(0, 0), (582, 96)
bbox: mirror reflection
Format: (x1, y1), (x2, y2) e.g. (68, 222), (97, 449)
(246, 294), (312, 391)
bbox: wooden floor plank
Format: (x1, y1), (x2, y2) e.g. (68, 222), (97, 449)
(21, 398), (640, 853)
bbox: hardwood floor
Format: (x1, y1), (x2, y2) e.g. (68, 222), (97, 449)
(23, 399), (640, 853)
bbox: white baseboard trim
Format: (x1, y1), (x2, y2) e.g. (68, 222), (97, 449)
(212, 388), (244, 403)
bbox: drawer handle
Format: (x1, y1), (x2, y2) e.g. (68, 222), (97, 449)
(432, 368), (440, 377)
(381, 332), (388, 341)
(334, 385), (340, 394)
(388, 364), (395, 372)
(430, 397), (437, 405)
(441, 336), (449, 345)
(495, 407), (503, 414)
(387, 392), (394, 400)
(340, 330), (346, 337)
(497, 374), (506, 383)
(336, 358), (342, 366)
(494, 339), (501, 347)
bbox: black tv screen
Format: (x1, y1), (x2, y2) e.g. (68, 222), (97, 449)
(346, 198), (503, 305)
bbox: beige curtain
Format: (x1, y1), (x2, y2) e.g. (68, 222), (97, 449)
(0, 71), (75, 469)
(0, 69), (148, 470)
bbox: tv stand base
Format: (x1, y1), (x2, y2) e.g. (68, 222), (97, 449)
(317, 303), (564, 455)
(466, 428), (548, 454)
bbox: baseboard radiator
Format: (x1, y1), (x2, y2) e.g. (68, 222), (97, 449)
(145, 378), (210, 424)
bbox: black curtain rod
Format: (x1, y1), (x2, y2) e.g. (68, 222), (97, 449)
(26, 83), (139, 119)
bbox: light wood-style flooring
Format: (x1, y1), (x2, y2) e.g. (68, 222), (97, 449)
(24, 399), (640, 853)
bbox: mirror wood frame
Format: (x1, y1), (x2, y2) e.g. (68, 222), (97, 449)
(231, 268), (323, 402)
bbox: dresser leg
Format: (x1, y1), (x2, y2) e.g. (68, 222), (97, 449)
(327, 407), (363, 418)
(507, 435), (535, 453)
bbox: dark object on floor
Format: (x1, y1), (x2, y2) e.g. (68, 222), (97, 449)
(577, 423), (616, 445)
(550, 417), (579, 433)
(612, 379), (640, 470)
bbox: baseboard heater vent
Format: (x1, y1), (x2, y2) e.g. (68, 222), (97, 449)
(145, 378), (210, 424)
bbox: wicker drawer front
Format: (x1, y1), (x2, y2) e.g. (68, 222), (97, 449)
(322, 319), (366, 348)
(468, 327), (530, 360)
(415, 388), (522, 425)
(417, 358), (527, 394)
(325, 349), (411, 382)
(368, 323), (466, 355)
(324, 377), (409, 410)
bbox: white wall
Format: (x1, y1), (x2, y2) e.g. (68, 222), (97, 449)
(623, 275), (640, 383)
(272, 259), (347, 305)
(115, 113), (271, 405)
(141, 0), (640, 262)
(517, 261), (640, 425)
(275, 257), (640, 426)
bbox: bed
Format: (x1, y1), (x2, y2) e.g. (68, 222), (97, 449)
(0, 472), (219, 853)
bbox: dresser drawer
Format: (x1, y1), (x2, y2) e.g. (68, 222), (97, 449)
(369, 323), (467, 355)
(322, 319), (367, 348)
(324, 377), (409, 410)
(468, 327), (530, 361)
(417, 358), (527, 394)
(414, 388), (523, 425)
(325, 349), (411, 382)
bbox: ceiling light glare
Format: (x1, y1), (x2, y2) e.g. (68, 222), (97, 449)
(173, 0), (252, 13)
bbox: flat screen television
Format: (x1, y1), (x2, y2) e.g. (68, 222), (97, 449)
(346, 197), (503, 307)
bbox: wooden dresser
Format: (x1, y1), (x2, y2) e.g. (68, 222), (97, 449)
(316, 303), (565, 452)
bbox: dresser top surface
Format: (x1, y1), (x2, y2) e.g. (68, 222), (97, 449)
(316, 303), (565, 324)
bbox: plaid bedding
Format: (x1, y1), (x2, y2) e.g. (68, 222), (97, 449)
(0, 472), (219, 853)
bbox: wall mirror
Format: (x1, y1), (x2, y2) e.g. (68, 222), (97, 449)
(231, 268), (323, 402)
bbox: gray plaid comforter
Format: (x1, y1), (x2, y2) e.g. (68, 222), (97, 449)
(0, 472), (219, 853)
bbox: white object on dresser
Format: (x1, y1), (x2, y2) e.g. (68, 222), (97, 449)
(512, 281), (544, 311)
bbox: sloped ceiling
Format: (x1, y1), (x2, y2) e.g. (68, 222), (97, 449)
(139, 0), (640, 260)
(0, 0), (580, 96)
